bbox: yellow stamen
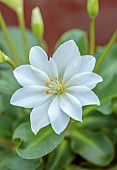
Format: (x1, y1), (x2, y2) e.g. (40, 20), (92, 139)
(45, 82), (49, 86)
(56, 77), (60, 81)
(50, 78), (54, 82)
(46, 90), (50, 94)
(58, 93), (60, 96)
(62, 85), (65, 89)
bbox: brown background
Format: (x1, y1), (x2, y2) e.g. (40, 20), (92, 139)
(0, 0), (117, 56)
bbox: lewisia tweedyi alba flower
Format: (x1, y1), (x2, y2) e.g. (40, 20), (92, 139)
(10, 40), (103, 134)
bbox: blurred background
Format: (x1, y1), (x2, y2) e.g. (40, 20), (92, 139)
(0, 0), (117, 56)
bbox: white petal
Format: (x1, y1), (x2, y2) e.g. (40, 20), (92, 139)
(13, 65), (50, 86)
(62, 57), (81, 84)
(29, 46), (51, 77)
(66, 86), (100, 106)
(78, 55), (96, 73)
(66, 72), (103, 89)
(10, 85), (53, 108)
(48, 96), (70, 134)
(30, 98), (54, 135)
(49, 58), (58, 78)
(60, 93), (82, 122)
(53, 40), (80, 78)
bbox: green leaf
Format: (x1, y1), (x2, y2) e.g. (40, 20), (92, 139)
(81, 111), (117, 130)
(94, 44), (117, 114)
(71, 130), (115, 167)
(112, 97), (117, 114)
(66, 165), (92, 170)
(55, 29), (88, 55)
(96, 44), (117, 81)
(95, 74), (117, 114)
(0, 151), (42, 170)
(13, 122), (65, 159)
(47, 140), (74, 170)
(0, 27), (38, 65)
(6, 154), (42, 170)
(0, 69), (19, 95)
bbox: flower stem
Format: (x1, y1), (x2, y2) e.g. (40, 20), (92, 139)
(16, 9), (29, 62)
(89, 18), (95, 55)
(0, 13), (19, 65)
(5, 55), (16, 69)
(94, 30), (117, 72)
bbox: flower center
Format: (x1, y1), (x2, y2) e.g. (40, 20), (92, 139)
(56, 86), (62, 92)
(45, 77), (65, 96)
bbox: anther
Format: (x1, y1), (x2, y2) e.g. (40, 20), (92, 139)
(46, 90), (51, 94)
(56, 77), (60, 81)
(50, 78), (54, 82)
(62, 85), (65, 89)
(45, 82), (49, 86)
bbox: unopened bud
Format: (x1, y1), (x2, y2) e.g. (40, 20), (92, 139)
(31, 7), (44, 39)
(87, 0), (99, 18)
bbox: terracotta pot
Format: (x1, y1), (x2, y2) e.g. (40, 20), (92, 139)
(0, 0), (117, 56)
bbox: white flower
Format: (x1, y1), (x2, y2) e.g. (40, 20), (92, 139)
(10, 40), (103, 134)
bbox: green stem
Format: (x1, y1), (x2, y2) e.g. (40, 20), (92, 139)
(16, 9), (29, 62)
(90, 18), (95, 55)
(5, 55), (16, 69)
(94, 30), (117, 72)
(0, 13), (19, 65)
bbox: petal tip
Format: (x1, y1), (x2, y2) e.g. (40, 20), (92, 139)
(100, 77), (103, 82)
(97, 101), (100, 106)
(10, 95), (16, 105)
(31, 126), (38, 135)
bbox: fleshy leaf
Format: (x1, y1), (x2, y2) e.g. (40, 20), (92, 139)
(88, 44), (117, 115)
(13, 122), (65, 159)
(55, 29), (88, 55)
(71, 130), (115, 166)
(47, 140), (74, 170)
(0, 151), (42, 170)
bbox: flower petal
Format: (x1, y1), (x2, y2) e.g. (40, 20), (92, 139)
(29, 46), (51, 77)
(13, 65), (50, 86)
(66, 72), (103, 89)
(60, 93), (82, 122)
(66, 86), (100, 106)
(78, 55), (96, 73)
(49, 58), (58, 78)
(10, 85), (53, 108)
(48, 96), (70, 134)
(53, 40), (80, 78)
(30, 97), (54, 135)
(62, 57), (81, 84)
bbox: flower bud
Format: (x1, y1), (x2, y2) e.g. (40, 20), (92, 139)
(31, 7), (44, 40)
(87, 0), (99, 18)
(0, 0), (23, 11)
(0, 51), (5, 63)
